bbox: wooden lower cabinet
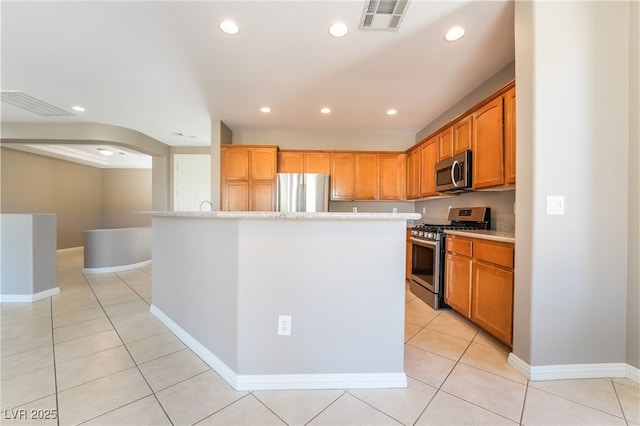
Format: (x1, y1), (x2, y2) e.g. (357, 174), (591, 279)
(444, 252), (472, 317)
(472, 262), (514, 346)
(445, 235), (514, 346)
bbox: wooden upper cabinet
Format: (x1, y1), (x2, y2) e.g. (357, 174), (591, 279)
(354, 153), (379, 200)
(304, 152), (331, 174)
(472, 96), (504, 189)
(406, 147), (421, 199)
(278, 151), (331, 174)
(250, 147), (277, 180)
(331, 152), (355, 200)
(437, 127), (454, 161)
(379, 153), (406, 200)
(222, 147), (251, 180)
(453, 115), (473, 155)
(420, 137), (438, 197)
(504, 87), (516, 184)
(278, 151), (304, 173)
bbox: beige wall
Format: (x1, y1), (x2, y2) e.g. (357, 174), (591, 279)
(1, 147), (151, 249)
(101, 169), (152, 229)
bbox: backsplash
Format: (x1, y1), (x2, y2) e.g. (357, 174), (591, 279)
(414, 189), (516, 232)
(329, 190), (516, 232)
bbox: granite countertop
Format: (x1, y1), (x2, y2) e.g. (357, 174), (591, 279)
(138, 211), (422, 221)
(445, 229), (515, 244)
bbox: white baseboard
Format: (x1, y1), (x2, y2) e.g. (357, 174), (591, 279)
(508, 353), (639, 384)
(235, 372), (407, 391)
(83, 260), (151, 274)
(150, 304), (407, 391)
(626, 364), (640, 383)
(0, 287), (60, 303)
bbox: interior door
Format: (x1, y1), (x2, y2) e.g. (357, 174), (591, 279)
(173, 154), (211, 211)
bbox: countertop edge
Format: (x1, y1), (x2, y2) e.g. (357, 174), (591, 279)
(137, 211), (422, 221)
(445, 229), (515, 244)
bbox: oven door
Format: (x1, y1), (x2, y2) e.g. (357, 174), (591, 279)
(410, 237), (441, 295)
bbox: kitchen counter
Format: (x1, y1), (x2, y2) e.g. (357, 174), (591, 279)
(142, 211), (420, 221)
(145, 211), (417, 391)
(445, 229), (516, 244)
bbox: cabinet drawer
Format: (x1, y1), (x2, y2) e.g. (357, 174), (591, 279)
(474, 241), (514, 268)
(446, 237), (472, 257)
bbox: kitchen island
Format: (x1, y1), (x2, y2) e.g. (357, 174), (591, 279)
(146, 211), (420, 390)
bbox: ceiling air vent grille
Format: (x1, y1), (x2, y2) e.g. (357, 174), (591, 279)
(360, 0), (409, 31)
(0, 91), (73, 116)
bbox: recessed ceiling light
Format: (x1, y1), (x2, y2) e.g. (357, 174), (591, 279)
(329, 22), (348, 38)
(97, 148), (114, 157)
(260, 106), (271, 113)
(72, 106), (85, 112)
(220, 20), (239, 35)
(387, 109), (398, 115)
(444, 26), (465, 42)
(320, 107), (331, 114)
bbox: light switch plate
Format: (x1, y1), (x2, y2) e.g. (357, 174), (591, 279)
(546, 196), (565, 215)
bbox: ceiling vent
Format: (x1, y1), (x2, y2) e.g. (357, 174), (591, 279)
(359, 0), (409, 31)
(0, 91), (73, 116)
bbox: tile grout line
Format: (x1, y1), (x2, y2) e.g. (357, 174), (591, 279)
(302, 390), (348, 426)
(246, 392), (290, 425)
(114, 271), (152, 307)
(49, 297), (61, 426)
(79, 270), (176, 426)
(611, 378), (631, 424)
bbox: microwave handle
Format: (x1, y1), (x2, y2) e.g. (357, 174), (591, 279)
(451, 160), (460, 187)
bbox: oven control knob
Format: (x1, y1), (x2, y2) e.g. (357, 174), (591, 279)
(418, 231), (424, 237)
(427, 232), (435, 239)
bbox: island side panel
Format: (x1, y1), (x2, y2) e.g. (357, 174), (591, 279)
(151, 216), (240, 371)
(235, 219), (406, 375)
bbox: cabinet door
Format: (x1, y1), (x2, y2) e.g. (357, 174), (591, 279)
(221, 147), (250, 180)
(354, 153), (379, 200)
(472, 262), (514, 346)
(444, 252), (472, 318)
(223, 181), (249, 211)
(331, 153), (355, 200)
(504, 87), (516, 184)
(305, 153), (331, 174)
(278, 152), (304, 173)
(251, 181), (275, 212)
(250, 147), (277, 180)
(473, 96), (505, 189)
(379, 153), (405, 200)
(453, 115), (473, 154)
(420, 137), (438, 197)
(437, 127), (453, 161)
(406, 148), (421, 199)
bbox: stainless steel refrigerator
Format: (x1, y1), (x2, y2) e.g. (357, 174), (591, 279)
(275, 173), (330, 212)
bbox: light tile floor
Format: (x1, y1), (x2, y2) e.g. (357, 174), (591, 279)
(1, 249), (638, 425)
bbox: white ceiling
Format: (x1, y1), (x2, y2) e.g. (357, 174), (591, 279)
(0, 0), (514, 166)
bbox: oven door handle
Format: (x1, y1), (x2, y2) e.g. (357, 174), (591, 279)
(410, 237), (438, 248)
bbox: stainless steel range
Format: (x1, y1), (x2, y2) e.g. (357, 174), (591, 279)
(409, 207), (491, 309)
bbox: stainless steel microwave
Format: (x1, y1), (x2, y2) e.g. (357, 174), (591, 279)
(435, 150), (472, 192)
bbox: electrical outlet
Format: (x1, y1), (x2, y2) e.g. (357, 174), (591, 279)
(422, 207), (426, 214)
(277, 315), (292, 336)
